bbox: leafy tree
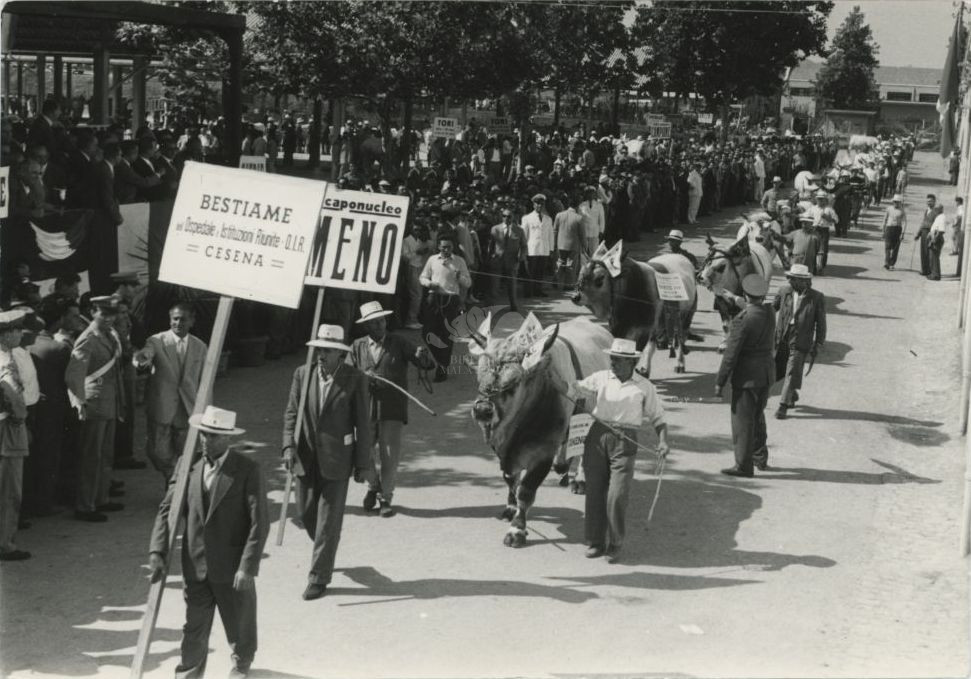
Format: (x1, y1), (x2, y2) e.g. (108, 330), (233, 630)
(632, 1), (833, 133)
(814, 5), (880, 110)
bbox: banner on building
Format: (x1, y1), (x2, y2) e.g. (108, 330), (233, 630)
(432, 117), (459, 139)
(697, 113), (714, 124)
(305, 187), (409, 295)
(159, 161), (325, 308)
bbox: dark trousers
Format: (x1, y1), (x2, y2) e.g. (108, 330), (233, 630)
(884, 226), (902, 267)
(929, 237), (943, 280)
(729, 386), (768, 473)
(114, 363), (136, 463)
(489, 260), (519, 310)
(918, 228), (931, 275)
(421, 292), (462, 378)
(175, 579), (257, 679)
(815, 227), (830, 272)
(527, 256), (547, 294)
(298, 474), (349, 586)
(23, 400), (66, 515)
(583, 422), (637, 550)
(77, 418), (115, 512)
(779, 329), (806, 408)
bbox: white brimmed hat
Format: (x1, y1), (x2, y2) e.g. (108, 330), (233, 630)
(892, 193), (904, 202)
(189, 405), (245, 436)
(356, 300), (393, 324)
(667, 229), (684, 241)
(307, 324), (351, 351)
(786, 264), (813, 279)
(603, 338), (640, 358)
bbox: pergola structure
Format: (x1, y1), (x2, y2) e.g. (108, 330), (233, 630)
(1, 0), (245, 164)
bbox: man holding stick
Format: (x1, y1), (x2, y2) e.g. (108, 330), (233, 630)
(282, 324), (372, 601)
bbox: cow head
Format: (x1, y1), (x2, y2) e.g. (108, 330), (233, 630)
(469, 313), (560, 447)
(698, 234), (750, 293)
(573, 241), (623, 321)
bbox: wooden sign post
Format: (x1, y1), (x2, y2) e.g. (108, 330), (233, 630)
(130, 161), (327, 679)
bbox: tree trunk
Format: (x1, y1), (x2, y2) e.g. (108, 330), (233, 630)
(495, 95), (504, 118)
(401, 95), (413, 172)
(553, 86), (561, 127)
(309, 96), (322, 169)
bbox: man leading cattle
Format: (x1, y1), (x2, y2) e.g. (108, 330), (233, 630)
(552, 337), (669, 564)
(772, 264), (826, 420)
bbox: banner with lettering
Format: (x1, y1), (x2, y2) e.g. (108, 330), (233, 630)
(305, 187), (409, 294)
(432, 117), (459, 139)
(158, 161), (325, 308)
(238, 155), (267, 172)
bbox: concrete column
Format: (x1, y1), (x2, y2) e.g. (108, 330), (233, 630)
(91, 47), (109, 124)
(16, 61), (23, 109)
(131, 57), (147, 135)
(52, 56), (62, 101)
(35, 54), (46, 105)
(111, 64), (123, 121)
(3, 59), (10, 113)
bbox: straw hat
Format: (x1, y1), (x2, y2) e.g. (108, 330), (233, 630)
(189, 405), (246, 436)
(786, 264), (813, 279)
(667, 229), (684, 241)
(892, 194), (904, 203)
(603, 338), (640, 358)
(356, 301), (393, 324)
(307, 324), (351, 351)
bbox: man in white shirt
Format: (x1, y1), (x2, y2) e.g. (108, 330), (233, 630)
(522, 194), (554, 297)
(928, 210), (949, 281)
(687, 163), (704, 225)
(420, 233), (471, 382)
(793, 169), (818, 196)
(554, 338), (669, 564)
(579, 185), (605, 255)
(752, 151), (766, 202)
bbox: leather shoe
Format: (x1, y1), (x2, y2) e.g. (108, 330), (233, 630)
(363, 489), (378, 512)
(605, 546), (621, 564)
(775, 406), (788, 420)
(585, 545), (605, 558)
(109, 487), (125, 498)
(721, 466), (754, 478)
(228, 665), (250, 678)
(97, 502), (125, 512)
(75, 510), (108, 522)
(0, 549), (31, 561)
(113, 458), (147, 470)
(110, 480), (125, 490)
(379, 500), (396, 518)
(302, 583), (327, 601)
(755, 460), (770, 471)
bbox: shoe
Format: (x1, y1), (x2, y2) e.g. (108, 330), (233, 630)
(17, 519), (31, 530)
(585, 545), (605, 558)
(97, 502), (124, 512)
(433, 373), (447, 383)
(605, 546), (621, 564)
(302, 583), (327, 601)
(405, 322), (422, 330)
(755, 460), (770, 472)
(379, 500), (396, 518)
(558, 473), (570, 487)
(720, 466), (754, 478)
(228, 664), (251, 678)
(109, 487), (125, 498)
(113, 458), (147, 470)
(363, 489), (378, 512)
(0, 549), (31, 561)
(110, 480), (125, 490)
(775, 406), (788, 420)
(75, 510), (108, 522)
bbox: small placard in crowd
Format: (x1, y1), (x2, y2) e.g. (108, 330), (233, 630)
(432, 117), (459, 139)
(655, 271), (690, 301)
(159, 161), (325, 308)
(697, 113), (714, 124)
(238, 155), (267, 172)
(490, 117), (513, 136)
(306, 187), (410, 295)
(648, 122), (673, 140)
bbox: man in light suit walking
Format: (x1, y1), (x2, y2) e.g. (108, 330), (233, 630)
(282, 324), (372, 601)
(149, 406), (268, 679)
(134, 303), (207, 482)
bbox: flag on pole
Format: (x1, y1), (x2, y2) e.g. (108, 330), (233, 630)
(938, 7), (963, 158)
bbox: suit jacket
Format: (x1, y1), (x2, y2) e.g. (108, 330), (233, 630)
(93, 160), (122, 225)
(283, 363), (372, 481)
(141, 330), (207, 426)
(348, 333), (429, 423)
(132, 156), (164, 202)
(150, 449), (268, 583)
(27, 116), (56, 156)
(773, 285), (827, 354)
(65, 322), (126, 420)
(716, 302), (776, 390)
(489, 223), (527, 266)
(29, 332), (72, 406)
(114, 159), (153, 204)
(553, 208), (585, 252)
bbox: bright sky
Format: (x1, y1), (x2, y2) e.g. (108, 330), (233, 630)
(825, 0), (957, 68)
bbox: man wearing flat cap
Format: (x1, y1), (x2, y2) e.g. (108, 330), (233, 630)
(149, 406), (268, 679)
(283, 324), (372, 601)
(715, 274), (775, 477)
(772, 264), (826, 420)
(65, 296), (127, 522)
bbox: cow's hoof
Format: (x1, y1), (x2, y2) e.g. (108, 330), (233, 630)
(571, 481), (586, 495)
(503, 529), (527, 548)
(668, 348), (676, 359)
(558, 474), (570, 487)
(498, 506), (516, 521)
(675, 364), (686, 374)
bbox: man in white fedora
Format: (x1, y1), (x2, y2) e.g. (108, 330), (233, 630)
(282, 324), (372, 601)
(658, 228), (698, 269)
(553, 337), (670, 564)
(772, 264), (826, 420)
(348, 301), (433, 517)
(149, 406), (268, 679)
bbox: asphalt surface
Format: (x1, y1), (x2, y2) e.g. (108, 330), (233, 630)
(1, 151), (968, 679)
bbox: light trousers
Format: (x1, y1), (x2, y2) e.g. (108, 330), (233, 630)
(368, 420), (404, 501)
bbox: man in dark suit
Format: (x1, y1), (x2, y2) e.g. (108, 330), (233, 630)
(348, 301), (432, 517)
(115, 141), (161, 204)
(915, 194), (943, 276)
(149, 406), (268, 679)
(715, 274), (776, 477)
(132, 136), (165, 202)
(772, 264), (827, 420)
(26, 100), (60, 158)
(283, 324), (372, 601)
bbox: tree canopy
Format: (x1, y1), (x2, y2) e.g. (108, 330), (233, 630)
(814, 5), (880, 110)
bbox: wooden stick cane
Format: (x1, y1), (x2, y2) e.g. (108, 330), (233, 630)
(131, 296), (234, 679)
(647, 456), (667, 525)
(276, 287), (325, 547)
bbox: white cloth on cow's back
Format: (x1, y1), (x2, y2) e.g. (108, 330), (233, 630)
(571, 370), (665, 429)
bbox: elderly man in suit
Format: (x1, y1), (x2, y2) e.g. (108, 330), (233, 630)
(915, 194), (944, 277)
(65, 296), (127, 522)
(348, 301), (433, 517)
(149, 406), (268, 679)
(715, 274), (776, 478)
(488, 208), (527, 312)
(134, 303), (207, 482)
(553, 192), (586, 290)
(283, 324), (372, 601)
(773, 264), (826, 420)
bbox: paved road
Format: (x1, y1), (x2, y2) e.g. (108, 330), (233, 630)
(2, 151), (968, 679)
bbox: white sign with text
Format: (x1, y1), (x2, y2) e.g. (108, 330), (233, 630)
(239, 155), (267, 172)
(565, 414), (595, 460)
(159, 161), (325, 308)
(432, 116), (459, 139)
(654, 271), (690, 301)
(305, 187), (409, 294)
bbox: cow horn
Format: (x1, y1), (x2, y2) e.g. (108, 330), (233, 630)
(705, 232), (716, 248)
(541, 323), (560, 354)
(471, 311), (492, 349)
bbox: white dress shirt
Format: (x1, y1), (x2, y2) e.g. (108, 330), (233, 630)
(571, 370), (665, 429)
(203, 451), (227, 493)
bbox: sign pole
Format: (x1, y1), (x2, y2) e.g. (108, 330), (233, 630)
(276, 286), (325, 546)
(130, 295), (235, 679)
